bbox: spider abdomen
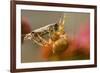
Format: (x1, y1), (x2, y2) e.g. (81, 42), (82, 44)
(53, 38), (68, 54)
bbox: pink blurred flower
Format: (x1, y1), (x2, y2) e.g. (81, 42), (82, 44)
(75, 20), (90, 57)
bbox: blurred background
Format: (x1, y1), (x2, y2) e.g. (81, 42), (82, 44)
(21, 10), (90, 63)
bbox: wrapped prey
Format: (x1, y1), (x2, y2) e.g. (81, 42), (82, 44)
(24, 22), (59, 46)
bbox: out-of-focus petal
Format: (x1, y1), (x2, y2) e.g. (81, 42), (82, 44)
(21, 16), (32, 34)
(21, 16), (32, 43)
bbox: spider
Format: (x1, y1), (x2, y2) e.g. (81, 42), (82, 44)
(24, 14), (68, 54)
